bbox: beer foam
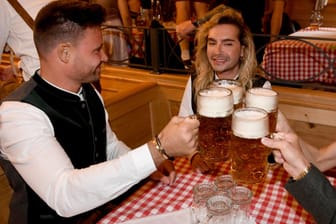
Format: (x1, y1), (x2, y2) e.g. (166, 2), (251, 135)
(225, 85), (243, 105)
(197, 88), (233, 117)
(232, 108), (269, 138)
(245, 88), (278, 112)
(212, 80), (243, 104)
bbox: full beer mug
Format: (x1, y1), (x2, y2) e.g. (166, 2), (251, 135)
(197, 87), (234, 165)
(230, 107), (270, 184)
(245, 87), (278, 133)
(210, 79), (244, 109)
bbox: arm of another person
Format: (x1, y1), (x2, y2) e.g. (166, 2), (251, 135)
(261, 133), (336, 224)
(176, 4), (229, 38)
(0, 101), (158, 217)
(275, 111), (336, 171)
(270, 0), (285, 41)
(0, 101), (198, 217)
(118, 0), (132, 28)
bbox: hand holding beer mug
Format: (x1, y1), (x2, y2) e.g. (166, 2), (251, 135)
(211, 79), (244, 109)
(230, 107), (270, 184)
(245, 88), (279, 164)
(197, 87), (234, 168)
(245, 87), (278, 133)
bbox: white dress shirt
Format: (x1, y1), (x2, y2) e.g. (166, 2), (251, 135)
(0, 0), (51, 81)
(0, 98), (157, 217)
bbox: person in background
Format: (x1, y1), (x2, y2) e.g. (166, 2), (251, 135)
(120, 0), (141, 27)
(0, 0), (51, 82)
(178, 7), (271, 173)
(176, 1), (286, 62)
(93, 0), (141, 65)
(0, 1), (199, 223)
(261, 120), (336, 223)
(263, 0), (299, 41)
(264, 0), (286, 41)
(175, 0), (209, 68)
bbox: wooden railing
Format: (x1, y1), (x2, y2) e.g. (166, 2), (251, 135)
(2, 52), (336, 148)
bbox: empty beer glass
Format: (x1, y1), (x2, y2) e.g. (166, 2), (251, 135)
(193, 183), (216, 223)
(229, 186), (253, 222)
(206, 194), (232, 224)
(230, 107), (270, 184)
(197, 87), (234, 165)
(211, 79), (244, 109)
(245, 87), (278, 133)
(214, 175), (236, 196)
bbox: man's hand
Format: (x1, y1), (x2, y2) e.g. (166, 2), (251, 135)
(150, 159), (176, 185)
(176, 20), (196, 39)
(159, 116), (199, 158)
(261, 132), (310, 179)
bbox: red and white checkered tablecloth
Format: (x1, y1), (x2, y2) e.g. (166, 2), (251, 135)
(262, 30), (336, 84)
(98, 157), (336, 224)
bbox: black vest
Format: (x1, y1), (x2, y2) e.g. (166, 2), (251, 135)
(1, 73), (107, 223)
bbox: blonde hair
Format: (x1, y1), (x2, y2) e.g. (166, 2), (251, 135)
(193, 7), (257, 101)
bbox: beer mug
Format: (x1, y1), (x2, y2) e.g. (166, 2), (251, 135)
(197, 87), (234, 165)
(211, 79), (244, 109)
(193, 183), (217, 223)
(230, 107), (270, 184)
(206, 194), (232, 224)
(245, 87), (278, 133)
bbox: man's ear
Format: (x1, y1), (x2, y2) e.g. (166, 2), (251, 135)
(57, 44), (71, 63)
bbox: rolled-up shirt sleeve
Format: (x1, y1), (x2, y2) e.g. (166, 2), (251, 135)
(0, 101), (157, 217)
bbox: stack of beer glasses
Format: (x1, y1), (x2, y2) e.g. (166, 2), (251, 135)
(210, 79), (244, 109)
(197, 87), (234, 168)
(206, 194), (233, 224)
(230, 107), (270, 184)
(192, 183), (217, 223)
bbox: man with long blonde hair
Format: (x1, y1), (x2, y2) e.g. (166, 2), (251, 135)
(179, 7), (270, 117)
(179, 7), (271, 173)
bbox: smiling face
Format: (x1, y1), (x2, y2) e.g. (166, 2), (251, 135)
(206, 24), (244, 79)
(70, 27), (108, 84)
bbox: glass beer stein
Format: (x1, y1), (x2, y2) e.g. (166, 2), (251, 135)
(197, 87), (234, 165)
(210, 79), (244, 109)
(245, 87), (278, 133)
(230, 107), (270, 184)
(206, 194), (232, 224)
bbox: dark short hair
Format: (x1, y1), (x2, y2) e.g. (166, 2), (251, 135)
(34, 0), (106, 56)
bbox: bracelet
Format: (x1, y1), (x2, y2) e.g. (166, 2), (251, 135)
(153, 135), (173, 160)
(293, 163), (312, 181)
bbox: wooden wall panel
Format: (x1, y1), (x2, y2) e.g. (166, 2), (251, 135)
(101, 66), (336, 149)
(286, 0), (336, 28)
